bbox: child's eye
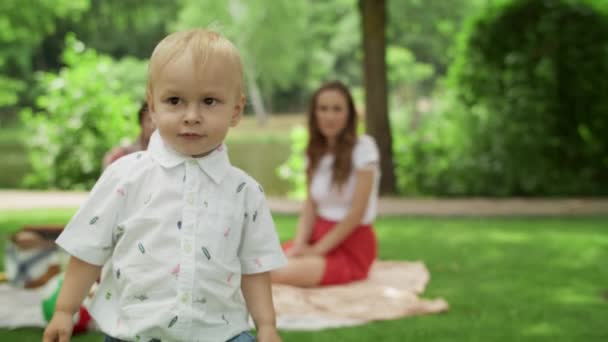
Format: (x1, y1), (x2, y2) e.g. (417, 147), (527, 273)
(167, 97), (181, 105)
(203, 98), (217, 106)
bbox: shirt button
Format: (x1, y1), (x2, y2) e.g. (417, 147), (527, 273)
(184, 243), (192, 253)
(186, 194), (194, 204)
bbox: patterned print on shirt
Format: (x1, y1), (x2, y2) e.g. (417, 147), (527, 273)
(113, 225), (125, 245)
(195, 297), (207, 304)
(138, 242), (146, 254)
(168, 315), (178, 328)
(105, 291), (111, 300)
(116, 268), (120, 279)
(177, 220), (182, 230)
(224, 227), (231, 238)
(222, 314), (229, 325)
(136, 153), (142, 159)
(204, 201), (208, 208)
(171, 264), (180, 279)
(89, 216), (99, 225)
(201, 246), (211, 260)
(144, 192), (152, 205)
(133, 294), (149, 302)
(227, 273), (234, 284)
(236, 182), (246, 193)
(259, 184), (264, 193)
(116, 187), (126, 196)
(255, 258), (262, 268)
(253, 211), (258, 222)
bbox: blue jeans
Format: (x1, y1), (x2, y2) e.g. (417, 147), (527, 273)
(104, 331), (256, 342)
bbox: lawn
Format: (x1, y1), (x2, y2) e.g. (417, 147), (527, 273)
(0, 210), (607, 341)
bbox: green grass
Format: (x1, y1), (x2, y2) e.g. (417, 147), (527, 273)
(1, 210), (607, 341)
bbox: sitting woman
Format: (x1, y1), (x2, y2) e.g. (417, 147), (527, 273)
(102, 101), (155, 168)
(272, 80), (380, 287)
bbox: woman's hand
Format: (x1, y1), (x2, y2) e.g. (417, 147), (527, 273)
(286, 243), (321, 257)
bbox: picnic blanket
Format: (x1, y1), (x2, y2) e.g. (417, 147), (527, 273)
(0, 261), (447, 331)
(272, 260), (448, 330)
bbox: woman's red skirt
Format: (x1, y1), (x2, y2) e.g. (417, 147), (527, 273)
(284, 216), (377, 285)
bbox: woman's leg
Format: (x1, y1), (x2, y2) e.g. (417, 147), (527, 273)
(270, 256), (326, 287)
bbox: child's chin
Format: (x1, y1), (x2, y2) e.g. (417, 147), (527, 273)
(188, 148), (214, 158)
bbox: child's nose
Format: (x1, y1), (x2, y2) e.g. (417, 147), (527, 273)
(183, 105), (202, 124)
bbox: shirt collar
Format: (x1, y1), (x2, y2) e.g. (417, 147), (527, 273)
(147, 130), (231, 184)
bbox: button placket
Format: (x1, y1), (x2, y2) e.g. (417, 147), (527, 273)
(178, 160), (198, 326)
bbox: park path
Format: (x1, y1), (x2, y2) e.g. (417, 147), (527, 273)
(1, 190), (607, 216)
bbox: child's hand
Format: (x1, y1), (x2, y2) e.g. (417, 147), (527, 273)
(256, 326), (282, 342)
(42, 310), (73, 342)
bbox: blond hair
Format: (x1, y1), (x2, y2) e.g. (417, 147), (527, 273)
(146, 28), (244, 99)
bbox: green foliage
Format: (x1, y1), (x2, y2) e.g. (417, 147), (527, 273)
(439, 0), (608, 196)
(174, 0), (309, 94)
(0, 0), (89, 107)
(392, 90), (478, 196)
(388, 0), (486, 80)
(19, 35), (146, 190)
(63, 0), (178, 59)
(276, 126), (308, 199)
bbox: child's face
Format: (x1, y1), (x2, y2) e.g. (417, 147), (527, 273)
(148, 51), (243, 157)
(315, 89), (350, 143)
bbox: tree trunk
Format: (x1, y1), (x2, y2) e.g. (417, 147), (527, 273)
(246, 72), (268, 126)
(359, 0), (396, 194)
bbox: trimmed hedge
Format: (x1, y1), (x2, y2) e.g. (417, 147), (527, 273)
(449, 0), (608, 196)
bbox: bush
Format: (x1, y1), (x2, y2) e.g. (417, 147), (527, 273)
(276, 125), (308, 199)
(446, 0), (608, 196)
(20, 34), (147, 190)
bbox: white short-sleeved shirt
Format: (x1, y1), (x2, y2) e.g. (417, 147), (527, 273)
(309, 135), (380, 224)
(56, 131), (287, 342)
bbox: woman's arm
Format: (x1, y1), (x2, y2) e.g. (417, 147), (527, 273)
(290, 195), (317, 249)
(311, 167), (375, 255)
(241, 272), (281, 342)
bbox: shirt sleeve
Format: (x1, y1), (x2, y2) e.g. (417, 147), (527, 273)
(238, 185), (287, 274)
(55, 161), (129, 266)
(353, 135), (380, 169)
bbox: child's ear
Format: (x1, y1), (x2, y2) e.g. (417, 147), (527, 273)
(230, 95), (245, 127)
(146, 95), (158, 124)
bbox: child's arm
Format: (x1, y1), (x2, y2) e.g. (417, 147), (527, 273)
(43, 256), (102, 342)
(241, 272), (281, 342)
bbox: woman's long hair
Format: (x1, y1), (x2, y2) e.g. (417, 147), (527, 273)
(306, 80), (358, 189)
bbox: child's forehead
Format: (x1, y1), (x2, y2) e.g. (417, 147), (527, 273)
(152, 50), (241, 92)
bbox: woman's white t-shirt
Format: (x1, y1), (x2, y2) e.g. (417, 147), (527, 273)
(310, 135), (381, 225)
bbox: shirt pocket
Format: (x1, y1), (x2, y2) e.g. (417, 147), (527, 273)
(198, 204), (241, 261)
(197, 246), (241, 300)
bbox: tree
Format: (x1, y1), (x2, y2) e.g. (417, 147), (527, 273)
(360, 0), (396, 194)
(173, 0), (309, 124)
(0, 0), (89, 109)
